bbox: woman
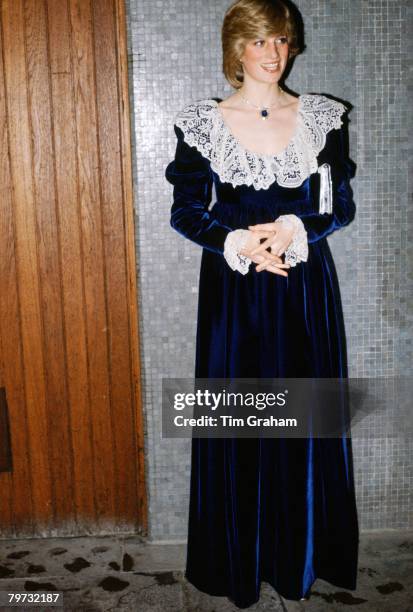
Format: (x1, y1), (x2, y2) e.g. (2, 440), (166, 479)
(165, 0), (359, 607)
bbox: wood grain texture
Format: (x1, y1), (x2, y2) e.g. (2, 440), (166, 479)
(1, 0), (53, 528)
(0, 9), (34, 535)
(114, 0), (147, 533)
(0, 0), (146, 536)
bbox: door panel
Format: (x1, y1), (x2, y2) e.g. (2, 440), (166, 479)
(0, 0), (146, 536)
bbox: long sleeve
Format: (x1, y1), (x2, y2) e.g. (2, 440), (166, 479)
(165, 125), (233, 255)
(297, 123), (356, 244)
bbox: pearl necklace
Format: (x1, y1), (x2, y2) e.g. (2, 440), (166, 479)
(239, 87), (284, 120)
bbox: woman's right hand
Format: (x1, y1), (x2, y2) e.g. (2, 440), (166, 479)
(240, 230), (290, 277)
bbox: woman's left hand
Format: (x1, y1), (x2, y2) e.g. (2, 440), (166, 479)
(241, 221), (295, 272)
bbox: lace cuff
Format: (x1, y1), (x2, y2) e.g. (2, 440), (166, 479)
(223, 229), (252, 275)
(275, 214), (309, 267)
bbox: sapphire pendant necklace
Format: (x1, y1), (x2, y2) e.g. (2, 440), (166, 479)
(239, 86), (283, 120)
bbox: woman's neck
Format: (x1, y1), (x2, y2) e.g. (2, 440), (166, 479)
(237, 80), (283, 108)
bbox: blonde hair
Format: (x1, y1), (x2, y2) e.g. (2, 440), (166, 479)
(222, 0), (301, 89)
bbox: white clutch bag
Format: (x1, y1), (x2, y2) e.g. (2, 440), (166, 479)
(317, 163), (333, 214)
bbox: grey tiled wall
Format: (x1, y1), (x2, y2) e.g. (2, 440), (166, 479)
(125, 0), (412, 539)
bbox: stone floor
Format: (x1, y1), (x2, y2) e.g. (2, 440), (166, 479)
(0, 529), (412, 611)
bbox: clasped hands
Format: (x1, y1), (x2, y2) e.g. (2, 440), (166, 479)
(239, 220), (295, 277)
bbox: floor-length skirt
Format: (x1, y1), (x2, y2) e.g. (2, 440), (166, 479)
(184, 240), (359, 608)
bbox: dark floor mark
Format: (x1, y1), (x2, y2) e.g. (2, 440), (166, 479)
(49, 547), (67, 556)
(28, 564), (46, 574)
(154, 571), (178, 586)
(24, 580), (58, 591)
(109, 561), (121, 571)
(376, 581), (404, 595)
(359, 566), (379, 577)
(99, 576), (130, 591)
(0, 564), (14, 578)
(311, 590), (368, 605)
(64, 557), (91, 572)
(133, 570), (178, 585)
(6, 550), (31, 559)
(398, 541), (413, 550)
(122, 552), (134, 571)
(92, 546), (109, 553)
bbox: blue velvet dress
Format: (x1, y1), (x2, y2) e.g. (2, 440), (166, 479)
(165, 94), (359, 608)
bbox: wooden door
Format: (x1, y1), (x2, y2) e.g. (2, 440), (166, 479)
(0, 0), (147, 536)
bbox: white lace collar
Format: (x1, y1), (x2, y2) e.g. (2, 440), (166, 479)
(174, 94), (346, 190)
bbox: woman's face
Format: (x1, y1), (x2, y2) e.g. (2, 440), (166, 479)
(239, 34), (289, 84)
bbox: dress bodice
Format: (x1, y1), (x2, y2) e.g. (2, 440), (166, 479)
(174, 94), (347, 191)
